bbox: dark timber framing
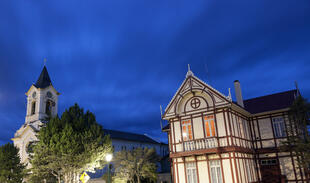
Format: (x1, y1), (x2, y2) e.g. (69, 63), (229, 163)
(163, 75), (307, 183)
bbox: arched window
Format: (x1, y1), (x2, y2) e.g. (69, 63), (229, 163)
(31, 101), (36, 115)
(45, 100), (53, 115)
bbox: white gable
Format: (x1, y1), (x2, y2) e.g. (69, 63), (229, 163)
(163, 73), (231, 119)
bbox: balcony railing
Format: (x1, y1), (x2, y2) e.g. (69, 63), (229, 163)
(183, 138), (217, 151)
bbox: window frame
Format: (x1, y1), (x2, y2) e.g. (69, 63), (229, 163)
(186, 162), (198, 183)
(272, 117), (286, 138)
(182, 120), (193, 141)
(204, 115), (216, 137)
(31, 101), (36, 115)
(210, 160), (223, 183)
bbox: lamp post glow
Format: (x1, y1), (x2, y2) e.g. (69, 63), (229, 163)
(106, 154), (113, 183)
(106, 154), (113, 162)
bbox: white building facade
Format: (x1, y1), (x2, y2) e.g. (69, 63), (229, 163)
(89, 129), (171, 183)
(162, 68), (306, 183)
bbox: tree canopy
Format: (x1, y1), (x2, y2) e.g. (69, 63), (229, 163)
(280, 96), (310, 181)
(30, 103), (112, 183)
(113, 147), (158, 183)
(0, 143), (25, 183)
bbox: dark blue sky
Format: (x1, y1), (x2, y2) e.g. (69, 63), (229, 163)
(0, 0), (310, 145)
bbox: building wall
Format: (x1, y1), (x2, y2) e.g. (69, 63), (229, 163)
(250, 111), (307, 182)
(171, 153), (258, 183)
(111, 139), (169, 157)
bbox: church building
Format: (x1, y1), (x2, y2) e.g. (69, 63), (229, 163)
(162, 67), (307, 183)
(12, 66), (60, 164)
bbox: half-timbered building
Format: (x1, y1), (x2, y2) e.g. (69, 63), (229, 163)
(162, 67), (306, 183)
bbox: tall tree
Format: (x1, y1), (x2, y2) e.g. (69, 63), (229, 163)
(113, 147), (158, 183)
(29, 104), (112, 183)
(281, 96), (310, 182)
(0, 143), (25, 183)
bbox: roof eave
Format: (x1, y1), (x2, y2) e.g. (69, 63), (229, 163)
(251, 108), (291, 117)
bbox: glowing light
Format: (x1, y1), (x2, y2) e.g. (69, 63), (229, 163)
(183, 133), (187, 137)
(106, 154), (113, 162)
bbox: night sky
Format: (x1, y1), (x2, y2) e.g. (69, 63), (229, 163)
(0, 0), (310, 145)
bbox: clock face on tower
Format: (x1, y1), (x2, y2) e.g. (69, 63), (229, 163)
(47, 91), (53, 98)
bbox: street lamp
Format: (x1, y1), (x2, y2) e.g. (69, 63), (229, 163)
(106, 154), (113, 183)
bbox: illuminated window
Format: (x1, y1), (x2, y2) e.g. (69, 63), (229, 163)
(204, 115), (216, 137)
(272, 117), (286, 138)
(31, 101), (36, 115)
(182, 120), (193, 141)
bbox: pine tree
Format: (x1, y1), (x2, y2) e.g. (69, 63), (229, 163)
(0, 143), (25, 183)
(29, 103), (112, 183)
(113, 147), (158, 183)
(280, 96), (310, 182)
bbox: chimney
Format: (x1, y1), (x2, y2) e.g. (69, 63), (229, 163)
(234, 80), (244, 107)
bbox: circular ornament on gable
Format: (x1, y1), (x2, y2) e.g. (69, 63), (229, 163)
(190, 98), (201, 109)
(46, 91), (53, 98)
(32, 92), (36, 98)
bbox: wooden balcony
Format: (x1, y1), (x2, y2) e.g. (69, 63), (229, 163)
(183, 137), (217, 152)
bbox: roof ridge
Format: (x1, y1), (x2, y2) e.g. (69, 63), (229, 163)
(244, 89), (297, 101)
(104, 129), (147, 136)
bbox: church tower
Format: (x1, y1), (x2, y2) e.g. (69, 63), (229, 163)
(12, 66), (60, 164)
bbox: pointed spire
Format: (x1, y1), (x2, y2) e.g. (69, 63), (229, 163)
(186, 64), (194, 77)
(34, 66), (52, 88)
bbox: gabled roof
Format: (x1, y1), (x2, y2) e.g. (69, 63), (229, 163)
(103, 129), (160, 144)
(34, 66), (52, 88)
(243, 90), (297, 114)
(163, 71), (231, 118)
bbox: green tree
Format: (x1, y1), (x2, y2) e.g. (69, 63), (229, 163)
(29, 104), (112, 183)
(280, 96), (310, 182)
(113, 147), (158, 183)
(0, 143), (25, 183)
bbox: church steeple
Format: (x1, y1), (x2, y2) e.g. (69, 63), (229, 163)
(12, 65), (60, 164)
(34, 66), (52, 88)
(24, 66), (60, 124)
